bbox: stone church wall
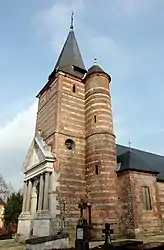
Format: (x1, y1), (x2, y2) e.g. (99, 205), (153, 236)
(129, 172), (162, 236)
(157, 182), (164, 229)
(117, 171), (163, 237)
(117, 172), (135, 237)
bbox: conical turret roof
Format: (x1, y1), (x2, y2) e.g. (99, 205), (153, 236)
(85, 60), (110, 81)
(87, 64), (105, 76)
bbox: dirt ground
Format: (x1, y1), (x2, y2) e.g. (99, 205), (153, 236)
(0, 239), (26, 250)
(1, 235), (164, 250)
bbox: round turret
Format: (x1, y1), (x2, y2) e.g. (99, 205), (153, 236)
(84, 61), (119, 235)
(84, 62), (114, 137)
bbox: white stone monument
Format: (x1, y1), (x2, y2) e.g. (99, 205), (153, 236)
(17, 133), (61, 240)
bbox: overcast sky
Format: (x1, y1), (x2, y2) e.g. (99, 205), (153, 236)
(1, 0), (164, 189)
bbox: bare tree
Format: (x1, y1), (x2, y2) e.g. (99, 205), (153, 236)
(0, 175), (14, 202)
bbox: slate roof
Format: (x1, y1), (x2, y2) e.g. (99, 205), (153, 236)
(53, 29), (86, 79)
(116, 144), (164, 181)
(87, 65), (105, 75)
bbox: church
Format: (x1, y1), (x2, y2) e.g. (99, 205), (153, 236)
(17, 17), (164, 241)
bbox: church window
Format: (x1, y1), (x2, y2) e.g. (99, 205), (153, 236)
(142, 186), (152, 210)
(94, 115), (97, 123)
(65, 139), (75, 150)
(95, 165), (99, 175)
(73, 84), (76, 93)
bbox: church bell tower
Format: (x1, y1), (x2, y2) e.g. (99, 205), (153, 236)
(25, 13), (120, 239)
(35, 14), (87, 234)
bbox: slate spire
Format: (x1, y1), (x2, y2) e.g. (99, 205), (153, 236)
(54, 13), (86, 78)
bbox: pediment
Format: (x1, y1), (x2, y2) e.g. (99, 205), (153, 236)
(22, 135), (55, 173)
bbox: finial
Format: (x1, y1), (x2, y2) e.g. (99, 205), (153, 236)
(70, 11), (74, 30)
(94, 58), (97, 65)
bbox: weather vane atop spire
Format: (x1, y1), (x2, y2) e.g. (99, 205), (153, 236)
(70, 11), (74, 30)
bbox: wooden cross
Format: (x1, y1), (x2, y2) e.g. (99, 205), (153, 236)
(102, 223), (113, 245)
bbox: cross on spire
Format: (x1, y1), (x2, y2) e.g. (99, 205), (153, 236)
(128, 140), (132, 149)
(53, 10), (86, 79)
(70, 11), (74, 30)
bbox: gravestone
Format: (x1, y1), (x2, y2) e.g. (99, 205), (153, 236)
(102, 223), (113, 248)
(75, 199), (89, 250)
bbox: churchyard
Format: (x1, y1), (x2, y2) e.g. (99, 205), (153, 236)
(0, 239), (25, 250)
(1, 199), (164, 249)
(2, 235), (164, 250)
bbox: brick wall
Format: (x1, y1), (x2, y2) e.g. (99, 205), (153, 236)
(157, 182), (164, 229)
(36, 78), (59, 140)
(117, 172), (135, 237)
(56, 74), (85, 138)
(85, 72), (119, 237)
(36, 73), (86, 235)
(117, 171), (163, 237)
(129, 172), (162, 236)
(54, 74), (86, 228)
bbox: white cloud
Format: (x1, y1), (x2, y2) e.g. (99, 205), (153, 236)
(37, 1), (131, 78)
(35, 0), (130, 142)
(0, 101), (38, 189)
(88, 36), (131, 78)
(114, 0), (163, 16)
(37, 0), (84, 53)
(1, 0), (130, 191)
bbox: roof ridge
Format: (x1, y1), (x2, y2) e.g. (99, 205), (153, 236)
(117, 144), (164, 158)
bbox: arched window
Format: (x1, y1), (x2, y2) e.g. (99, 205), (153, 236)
(94, 115), (97, 123)
(95, 165), (99, 175)
(73, 84), (76, 93)
(142, 186), (152, 210)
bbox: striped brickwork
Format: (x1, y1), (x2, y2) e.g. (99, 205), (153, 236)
(157, 182), (164, 225)
(36, 73), (86, 235)
(85, 72), (120, 236)
(118, 171), (163, 237)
